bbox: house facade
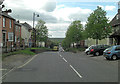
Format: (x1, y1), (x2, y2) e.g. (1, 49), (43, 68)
(0, 14), (2, 47)
(109, 2), (120, 45)
(21, 22), (32, 47)
(85, 38), (109, 47)
(1, 11), (15, 50)
(14, 21), (22, 48)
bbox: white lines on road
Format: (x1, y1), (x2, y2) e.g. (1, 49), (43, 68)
(60, 55), (62, 58)
(17, 55), (38, 69)
(70, 65), (82, 78)
(0, 69), (7, 71)
(62, 58), (68, 63)
(0, 55), (38, 80)
(59, 54), (83, 79)
(0, 67), (16, 80)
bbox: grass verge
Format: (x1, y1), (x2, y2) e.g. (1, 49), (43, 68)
(2, 48), (36, 59)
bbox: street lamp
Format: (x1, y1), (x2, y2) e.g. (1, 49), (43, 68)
(33, 12), (40, 47)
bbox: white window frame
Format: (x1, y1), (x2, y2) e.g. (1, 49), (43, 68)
(9, 20), (12, 28)
(8, 32), (13, 42)
(3, 17), (5, 28)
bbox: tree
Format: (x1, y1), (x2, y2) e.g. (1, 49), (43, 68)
(35, 20), (48, 43)
(63, 20), (83, 48)
(85, 6), (112, 44)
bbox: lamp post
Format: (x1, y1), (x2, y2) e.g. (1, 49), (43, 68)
(33, 12), (39, 47)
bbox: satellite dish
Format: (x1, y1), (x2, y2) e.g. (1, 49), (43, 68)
(0, 0), (4, 5)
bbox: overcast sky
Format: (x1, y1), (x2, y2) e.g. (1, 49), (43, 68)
(3, 0), (119, 38)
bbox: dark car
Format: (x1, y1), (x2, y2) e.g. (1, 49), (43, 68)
(103, 45), (120, 60)
(89, 44), (110, 56)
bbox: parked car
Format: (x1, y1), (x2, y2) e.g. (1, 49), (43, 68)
(103, 45), (120, 60)
(89, 44), (110, 56)
(85, 45), (95, 55)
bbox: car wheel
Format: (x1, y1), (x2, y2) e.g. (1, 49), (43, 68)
(95, 52), (100, 56)
(111, 55), (117, 60)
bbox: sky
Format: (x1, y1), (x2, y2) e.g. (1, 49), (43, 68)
(2, 0), (119, 38)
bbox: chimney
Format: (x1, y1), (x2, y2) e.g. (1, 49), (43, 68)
(17, 20), (19, 23)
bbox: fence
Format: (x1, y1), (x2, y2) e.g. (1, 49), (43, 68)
(2, 42), (25, 53)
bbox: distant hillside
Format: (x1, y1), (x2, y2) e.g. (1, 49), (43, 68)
(49, 38), (65, 43)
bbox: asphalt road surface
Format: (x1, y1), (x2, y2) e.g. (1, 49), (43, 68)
(2, 51), (118, 82)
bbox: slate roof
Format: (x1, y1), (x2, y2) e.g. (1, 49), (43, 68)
(21, 22), (32, 30)
(110, 13), (120, 27)
(1, 11), (15, 20)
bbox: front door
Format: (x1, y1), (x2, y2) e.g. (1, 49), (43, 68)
(2, 33), (6, 47)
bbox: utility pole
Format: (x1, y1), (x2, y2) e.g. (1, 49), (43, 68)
(33, 12), (39, 47)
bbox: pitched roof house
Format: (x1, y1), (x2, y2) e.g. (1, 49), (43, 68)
(1, 11), (15, 49)
(21, 22), (32, 47)
(110, 2), (120, 45)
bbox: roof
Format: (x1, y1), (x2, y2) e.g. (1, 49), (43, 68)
(49, 38), (65, 42)
(110, 13), (120, 27)
(1, 12), (15, 20)
(21, 22), (32, 30)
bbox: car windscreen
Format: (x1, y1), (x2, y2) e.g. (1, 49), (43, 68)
(106, 47), (113, 51)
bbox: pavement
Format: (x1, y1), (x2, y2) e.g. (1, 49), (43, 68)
(1, 51), (118, 82)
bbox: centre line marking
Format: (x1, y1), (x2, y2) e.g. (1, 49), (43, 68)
(60, 55), (62, 57)
(63, 58), (68, 63)
(70, 65), (82, 78)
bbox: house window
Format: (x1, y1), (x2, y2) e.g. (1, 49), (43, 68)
(19, 27), (20, 32)
(9, 20), (12, 28)
(16, 25), (18, 31)
(8, 32), (13, 41)
(3, 17), (6, 28)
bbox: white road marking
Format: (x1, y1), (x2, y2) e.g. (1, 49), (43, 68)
(0, 67), (15, 80)
(63, 58), (68, 63)
(0, 69), (7, 71)
(60, 55), (62, 58)
(0, 54), (38, 80)
(70, 65), (82, 78)
(17, 55), (38, 68)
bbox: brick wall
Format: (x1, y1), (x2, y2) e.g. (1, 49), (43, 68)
(2, 16), (14, 48)
(0, 15), (2, 47)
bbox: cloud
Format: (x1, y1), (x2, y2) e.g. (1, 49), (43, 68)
(52, 6), (92, 23)
(46, 23), (70, 38)
(105, 6), (116, 11)
(42, 1), (57, 12)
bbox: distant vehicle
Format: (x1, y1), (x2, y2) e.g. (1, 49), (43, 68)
(89, 44), (110, 56)
(85, 45), (95, 55)
(103, 45), (120, 60)
(53, 45), (59, 51)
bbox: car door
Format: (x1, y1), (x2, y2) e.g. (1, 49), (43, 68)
(99, 45), (104, 54)
(115, 46), (120, 57)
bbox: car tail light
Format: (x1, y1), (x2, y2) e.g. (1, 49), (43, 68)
(107, 52), (111, 54)
(91, 49), (94, 52)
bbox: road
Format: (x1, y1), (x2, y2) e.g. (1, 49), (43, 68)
(2, 51), (118, 82)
